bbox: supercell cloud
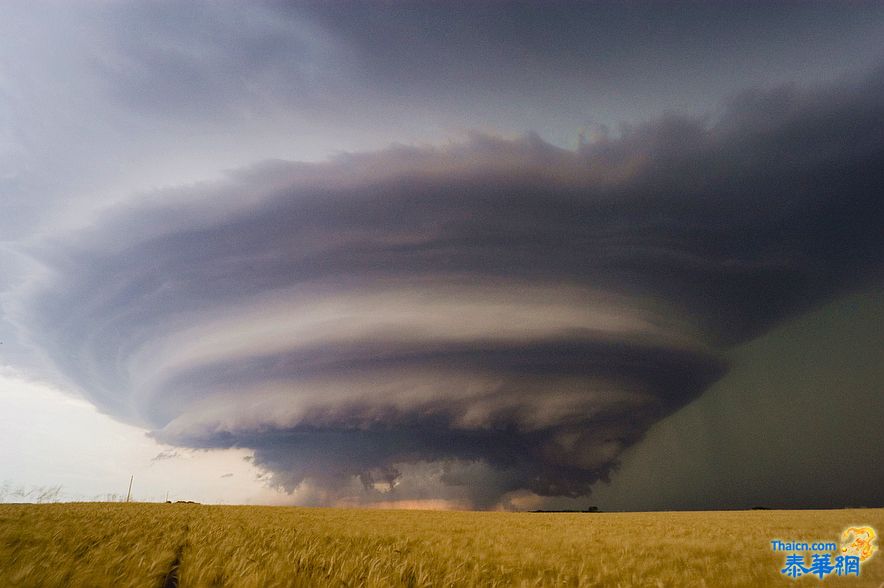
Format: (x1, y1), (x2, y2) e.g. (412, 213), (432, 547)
(9, 68), (883, 508)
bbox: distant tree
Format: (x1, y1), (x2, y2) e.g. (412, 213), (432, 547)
(34, 485), (63, 503)
(0, 483), (63, 503)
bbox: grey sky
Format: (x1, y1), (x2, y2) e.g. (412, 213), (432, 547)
(1, 1), (882, 509)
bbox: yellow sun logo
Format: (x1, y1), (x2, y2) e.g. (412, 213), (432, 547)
(841, 527), (878, 563)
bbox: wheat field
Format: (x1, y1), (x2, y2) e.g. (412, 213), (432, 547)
(0, 503), (881, 587)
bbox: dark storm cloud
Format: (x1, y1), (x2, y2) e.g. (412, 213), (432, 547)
(296, 1), (884, 122)
(10, 67), (884, 507)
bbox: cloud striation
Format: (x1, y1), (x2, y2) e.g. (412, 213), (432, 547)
(9, 68), (884, 508)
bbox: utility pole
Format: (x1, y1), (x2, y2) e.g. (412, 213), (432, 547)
(126, 475), (133, 503)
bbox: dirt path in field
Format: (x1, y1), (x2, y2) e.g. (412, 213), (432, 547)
(161, 524), (189, 588)
(161, 545), (182, 588)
